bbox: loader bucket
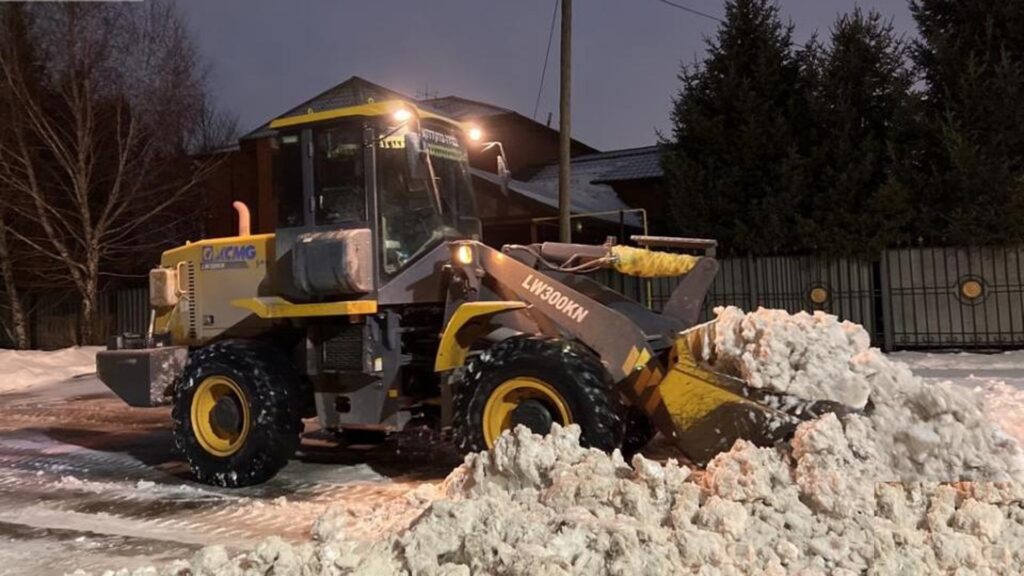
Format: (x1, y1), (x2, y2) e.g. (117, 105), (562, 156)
(644, 323), (856, 467)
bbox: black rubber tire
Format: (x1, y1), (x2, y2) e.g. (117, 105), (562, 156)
(173, 339), (304, 487)
(452, 336), (624, 454)
(621, 408), (657, 458)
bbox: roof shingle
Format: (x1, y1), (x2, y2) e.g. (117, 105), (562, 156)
(417, 96), (511, 120)
(530, 146), (662, 183)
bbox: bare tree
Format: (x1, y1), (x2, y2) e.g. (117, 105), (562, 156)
(0, 1), (230, 344)
(0, 4), (35, 349)
(0, 215), (29, 349)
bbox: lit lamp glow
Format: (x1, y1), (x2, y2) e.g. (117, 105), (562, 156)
(393, 108), (412, 123)
(468, 127), (483, 141)
(455, 244), (474, 265)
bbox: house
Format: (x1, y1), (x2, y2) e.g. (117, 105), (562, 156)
(202, 76), (668, 246)
(501, 145), (669, 244)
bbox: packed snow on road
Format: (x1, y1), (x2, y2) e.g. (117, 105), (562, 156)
(0, 347), (456, 575)
(0, 347), (102, 394)
(1, 309), (1023, 575)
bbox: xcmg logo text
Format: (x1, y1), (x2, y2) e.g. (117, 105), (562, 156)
(201, 244), (257, 263)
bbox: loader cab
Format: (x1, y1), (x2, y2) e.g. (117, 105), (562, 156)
(269, 102), (481, 302)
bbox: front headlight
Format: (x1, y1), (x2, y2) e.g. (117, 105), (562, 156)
(455, 244), (474, 265)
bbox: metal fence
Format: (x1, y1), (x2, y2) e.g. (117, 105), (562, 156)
(22, 287), (147, 349)
(624, 256), (882, 341)
(596, 245), (1024, 351)
(114, 287), (150, 336)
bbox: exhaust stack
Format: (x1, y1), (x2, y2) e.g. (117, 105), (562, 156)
(233, 201), (250, 236)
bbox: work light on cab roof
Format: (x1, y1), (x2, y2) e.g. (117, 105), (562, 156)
(392, 107), (412, 123)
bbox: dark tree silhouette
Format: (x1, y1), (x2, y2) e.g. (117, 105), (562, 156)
(661, 0), (813, 256)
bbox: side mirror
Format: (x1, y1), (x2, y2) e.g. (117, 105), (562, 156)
(497, 153), (510, 197)
(404, 132), (424, 180)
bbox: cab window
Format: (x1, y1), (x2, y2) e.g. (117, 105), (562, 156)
(314, 122), (365, 225)
(377, 131), (445, 275)
(273, 133), (304, 228)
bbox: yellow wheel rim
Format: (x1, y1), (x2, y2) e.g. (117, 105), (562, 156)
(482, 377), (571, 448)
(191, 375), (251, 457)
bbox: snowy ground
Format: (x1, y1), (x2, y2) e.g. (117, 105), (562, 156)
(892, 349), (1024, 444)
(0, 347), (1021, 575)
(0, 347), (102, 394)
(0, 348), (458, 576)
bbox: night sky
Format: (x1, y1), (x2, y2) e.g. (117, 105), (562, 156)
(177, 0), (915, 151)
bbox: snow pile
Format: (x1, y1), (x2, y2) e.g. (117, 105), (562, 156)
(973, 380), (1024, 444)
(711, 307), (874, 408)
(0, 346), (100, 393)
(93, 425), (1024, 575)
(90, 308), (1024, 575)
(893, 348), (1024, 445)
(712, 306), (1024, 482)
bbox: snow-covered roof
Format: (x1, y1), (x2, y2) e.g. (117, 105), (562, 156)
(471, 168), (642, 227)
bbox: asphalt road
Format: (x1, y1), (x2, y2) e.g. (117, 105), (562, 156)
(0, 374), (458, 575)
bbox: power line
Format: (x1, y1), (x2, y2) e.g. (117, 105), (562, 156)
(657, 0), (819, 50)
(655, 0), (723, 23)
(532, 0), (560, 119)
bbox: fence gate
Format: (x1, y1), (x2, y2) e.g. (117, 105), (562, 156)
(882, 246), (1024, 349)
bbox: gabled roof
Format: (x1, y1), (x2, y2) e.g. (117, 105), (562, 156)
(242, 77), (596, 153)
(281, 76), (413, 119)
(243, 76), (418, 140)
(415, 97), (601, 155)
(418, 96), (511, 120)
(530, 146), (663, 183)
(502, 145), (663, 227)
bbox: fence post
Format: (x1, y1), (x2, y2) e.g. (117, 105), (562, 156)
(746, 255), (759, 311)
(879, 251), (894, 352)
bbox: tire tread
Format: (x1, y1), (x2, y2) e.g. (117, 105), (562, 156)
(452, 336), (624, 454)
(172, 339), (303, 487)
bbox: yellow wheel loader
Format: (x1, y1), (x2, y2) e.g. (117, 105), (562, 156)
(96, 100), (846, 487)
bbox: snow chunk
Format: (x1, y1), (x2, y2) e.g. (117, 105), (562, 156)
(712, 306), (872, 408)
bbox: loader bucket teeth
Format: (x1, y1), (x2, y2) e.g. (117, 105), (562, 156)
(648, 356), (800, 466)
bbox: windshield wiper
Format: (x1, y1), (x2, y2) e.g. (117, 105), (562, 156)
(422, 147), (444, 215)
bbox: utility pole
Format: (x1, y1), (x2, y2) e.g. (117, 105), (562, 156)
(558, 0), (572, 243)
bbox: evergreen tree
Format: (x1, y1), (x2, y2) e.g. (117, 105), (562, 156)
(661, 0), (812, 256)
(803, 9), (918, 256)
(910, 0), (1024, 245)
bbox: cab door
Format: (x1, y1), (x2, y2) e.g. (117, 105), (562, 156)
(273, 119), (375, 302)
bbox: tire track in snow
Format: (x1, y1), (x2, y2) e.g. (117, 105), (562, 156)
(0, 377), (446, 574)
